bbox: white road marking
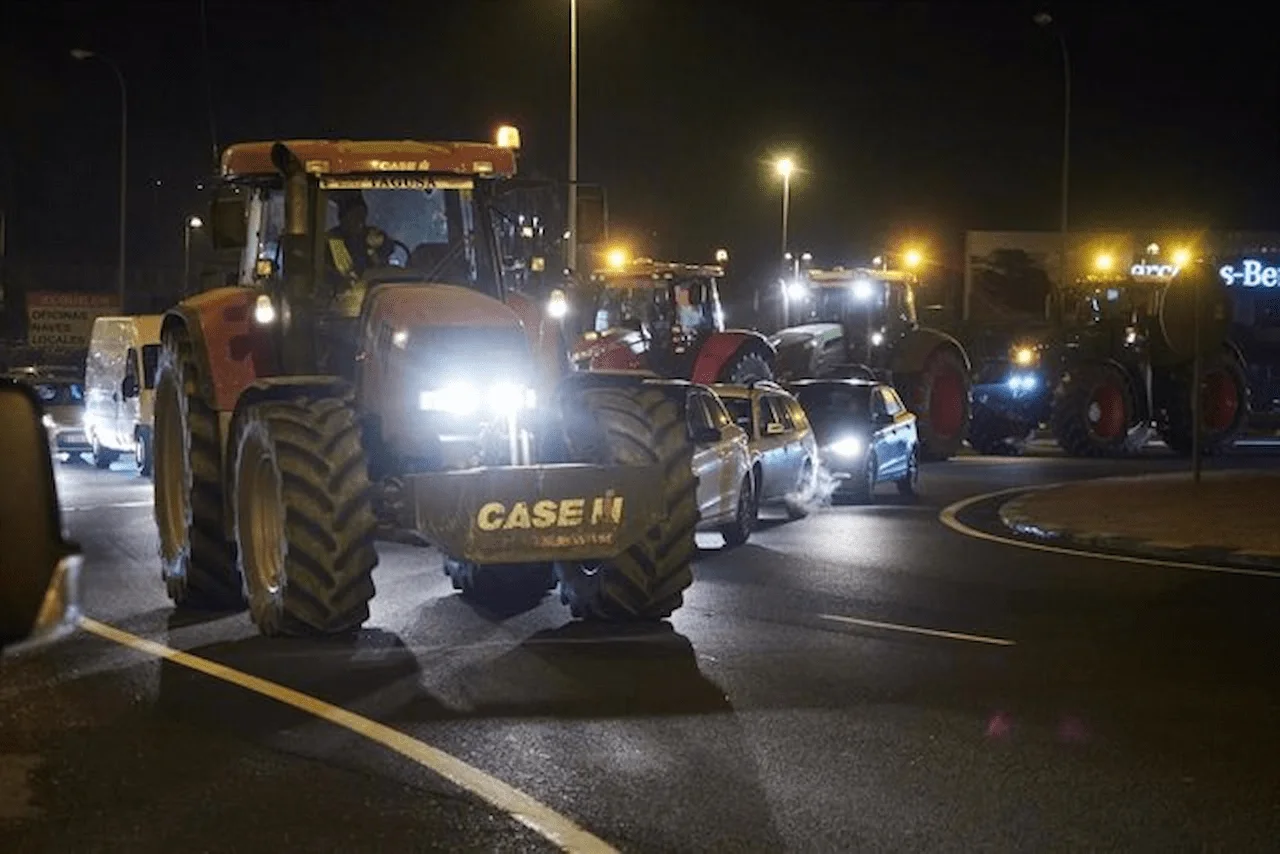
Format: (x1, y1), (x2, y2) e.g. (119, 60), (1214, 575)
(938, 486), (1280, 580)
(79, 617), (617, 853)
(818, 613), (1015, 646)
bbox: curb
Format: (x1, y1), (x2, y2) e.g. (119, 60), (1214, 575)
(998, 492), (1280, 571)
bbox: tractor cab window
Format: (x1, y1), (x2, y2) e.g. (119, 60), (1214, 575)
(671, 277), (719, 332)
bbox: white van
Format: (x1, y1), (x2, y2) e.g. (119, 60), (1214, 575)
(84, 315), (163, 475)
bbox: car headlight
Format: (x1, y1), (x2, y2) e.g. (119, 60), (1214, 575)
(828, 436), (862, 457)
(1006, 372), (1038, 391)
(420, 381), (536, 416)
(546, 289), (568, 319)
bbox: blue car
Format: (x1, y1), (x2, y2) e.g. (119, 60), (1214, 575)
(787, 379), (920, 501)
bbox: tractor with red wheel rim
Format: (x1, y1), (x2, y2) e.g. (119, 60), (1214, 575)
(970, 260), (1248, 457)
(768, 266), (972, 461)
(568, 257), (776, 385)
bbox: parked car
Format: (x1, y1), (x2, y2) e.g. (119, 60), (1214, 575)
(673, 382), (754, 545)
(712, 381), (819, 518)
(6, 366), (91, 462)
(84, 315), (163, 475)
(787, 378), (920, 501)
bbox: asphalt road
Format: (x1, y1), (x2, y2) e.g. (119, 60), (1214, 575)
(5, 446), (1280, 851)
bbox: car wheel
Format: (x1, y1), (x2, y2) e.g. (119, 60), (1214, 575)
(135, 428), (153, 479)
(90, 434), (118, 469)
(849, 451), (877, 503)
(896, 447), (920, 498)
(719, 474), (756, 547)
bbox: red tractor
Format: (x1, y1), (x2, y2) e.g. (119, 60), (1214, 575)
(568, 258), (776, 384)
(152, 132), (698, 636)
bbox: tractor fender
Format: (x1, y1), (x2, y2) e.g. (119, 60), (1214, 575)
(505, 291), (569, 394)
(690, 329), (775, 385)
(162, 287), (278, 413)
(222, 377), (354, 523)
(889, 327), (971, 377)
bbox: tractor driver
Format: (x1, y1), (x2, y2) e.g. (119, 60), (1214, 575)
(326, 194), (391, 285)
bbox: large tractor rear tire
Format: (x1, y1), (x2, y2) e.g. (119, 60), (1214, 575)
(1158, 351), (1249, 456)
(901, 347), (970, 461)
(232, 396), (378, 636)
(722, 349), (774, 385)
(555, 386), (697, 621)
(153, 326), (243, 609)
(1050, 363), (1137, 457)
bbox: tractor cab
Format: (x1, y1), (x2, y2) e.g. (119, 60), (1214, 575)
(790, 267), (919, 365)
(572, 259), (728, 375)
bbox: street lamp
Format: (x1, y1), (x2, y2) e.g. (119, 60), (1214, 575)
(1034, 12), (1071, 298)
(71, 48), (128, 310)
(775, 157), (795, 261)
(903, 248), (924, 270)
(184, 216), (203, 296)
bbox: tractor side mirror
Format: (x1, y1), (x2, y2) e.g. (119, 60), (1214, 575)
(121, 374), (140, 400)
(0, 381), (81, 653)
(576, 189), (606, 246)
(209, 187), (247, 250)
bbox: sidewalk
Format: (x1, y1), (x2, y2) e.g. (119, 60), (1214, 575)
(999, 471), (1280, 567)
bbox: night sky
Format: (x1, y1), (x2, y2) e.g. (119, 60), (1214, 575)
(3, 0), (1279, 284)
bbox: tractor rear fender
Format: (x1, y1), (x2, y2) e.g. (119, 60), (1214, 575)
(162, 287), (279, 414)
(221, 377), (352, 538)
(690, 329), (775, 384)
(889, 327), (971, 376)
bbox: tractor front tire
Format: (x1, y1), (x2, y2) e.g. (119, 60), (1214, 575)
(153, 326), (243, 609)
(902, 348), (970, 461)
(555, 386), (698, 621)
(444, 558), (555, 609)
(232, 396), (378, 636)
(1050, 363), (1136, 457)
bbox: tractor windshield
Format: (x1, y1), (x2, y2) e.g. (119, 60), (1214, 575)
(801, 279), (916, 328)
(592, 276), (719, 334)
(254, 183), (497, 290)
(1071, 280), (1162, 324)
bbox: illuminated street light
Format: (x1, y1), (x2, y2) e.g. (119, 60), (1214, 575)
(1146, 242), (1160, 255)
(183, 215), (204, 297)
(605, 247), (628, 270)
(714, 248), (729, 264)
(903, 248), (924, 269)
(1094, 252), (1114, 272)
(1172, 247), (1192, 267)
(188, 215), (203, 229)
(775, 157), (794, 178)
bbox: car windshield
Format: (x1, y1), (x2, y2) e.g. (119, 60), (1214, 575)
(794, 385), (870, 438)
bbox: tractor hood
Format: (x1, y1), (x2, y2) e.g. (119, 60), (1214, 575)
(570, 327), (645, 365)
(768, 322), (844, 379)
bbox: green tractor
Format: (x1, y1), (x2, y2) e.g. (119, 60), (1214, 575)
(969, 260), (1248, 457)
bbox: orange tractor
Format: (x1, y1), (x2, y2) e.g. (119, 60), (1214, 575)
(568, 258), (776, 384)
(152, 132), (697, 635)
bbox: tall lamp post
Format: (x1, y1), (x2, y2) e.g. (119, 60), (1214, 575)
(183, 216), (203, 297)
(775, 157), (795, 261)
(71, 49), (128, 310)
(566, 0), (579, 274)
(1034, 13), (1070, 306)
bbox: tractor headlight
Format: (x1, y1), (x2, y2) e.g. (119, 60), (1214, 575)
(546, 288), (568, 319)
(253, 294), (277, 325)
(828, 436), (863, 458)
(420, 381), (536, 416)
(1006, 372), (1038, 391)
(869, 331), (884, 346)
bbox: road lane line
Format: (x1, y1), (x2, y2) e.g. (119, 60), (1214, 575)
(818, 614), (1015, 646)
(78, 617), (616, 854)
(938, 486), (1280, 580)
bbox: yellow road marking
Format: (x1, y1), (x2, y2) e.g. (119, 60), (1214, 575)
(819, 614), (1015, 647)
(79, 617), (617, 853)
(938, 486), (1280, 580)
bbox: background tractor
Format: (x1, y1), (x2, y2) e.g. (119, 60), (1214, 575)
(769, 266), (972, 460)
(968, 261), (1248, 456)
(152, 132), (698, 636)
(568, 258), (775, 384)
